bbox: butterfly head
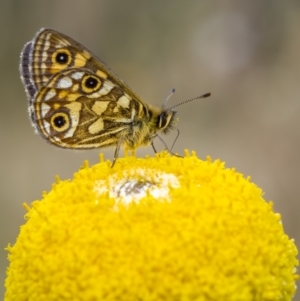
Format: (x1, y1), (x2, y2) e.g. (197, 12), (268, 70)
(156, 108), (178, 135)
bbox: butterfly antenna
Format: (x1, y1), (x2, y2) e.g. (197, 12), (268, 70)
(169, 92), (211, 110)
(162, 88), (176, 109)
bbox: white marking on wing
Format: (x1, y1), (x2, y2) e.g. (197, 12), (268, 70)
(43, 40), (50, 50)
(63, 102), (82, 138)
(117, 95), (131, 108)
(41, 52), (48, 61)
(44, 89), (56, 101)
(57, 77), (72, 89)
(54, 43), (63, 49)
(42, 120), (51, 135)
(41, 103), (51, 118)
(71, 72), (84, 80)
(99, 81), (114, 95)
(89, 81), (115, 98)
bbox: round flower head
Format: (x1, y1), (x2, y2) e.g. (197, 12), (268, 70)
(4, 151), (299, 301)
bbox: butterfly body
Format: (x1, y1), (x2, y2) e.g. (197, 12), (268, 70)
(20, 28), (177, 160)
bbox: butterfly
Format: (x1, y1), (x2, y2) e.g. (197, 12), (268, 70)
(20, 28), (210, 166)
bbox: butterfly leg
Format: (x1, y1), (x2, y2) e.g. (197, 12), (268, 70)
(156, 135), (183, 158)
(170, 127), (180, 151)
(111, 135), (124, 168)
(151, 141), (158, 153)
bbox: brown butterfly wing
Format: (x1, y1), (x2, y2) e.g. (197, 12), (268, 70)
(19, 28), (153, 153)
(32, 68), (138, 149)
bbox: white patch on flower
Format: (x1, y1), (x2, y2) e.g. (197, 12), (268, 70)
(93, 168), (180, 205)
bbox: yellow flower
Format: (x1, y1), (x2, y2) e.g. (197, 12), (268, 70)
(4, 151), (299, 301)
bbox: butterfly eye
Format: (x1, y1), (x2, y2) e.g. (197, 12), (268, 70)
(50, 112), (70, 132)
(52, 49), (72, 66)
(81, 75), (101, 93)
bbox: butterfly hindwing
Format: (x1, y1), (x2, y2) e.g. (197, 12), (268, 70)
(32, 67), (137, 148)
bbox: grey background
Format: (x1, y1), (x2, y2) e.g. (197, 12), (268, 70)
(1, 1), (299, 299)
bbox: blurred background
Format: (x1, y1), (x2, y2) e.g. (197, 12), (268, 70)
(1, 0), (299, 299)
